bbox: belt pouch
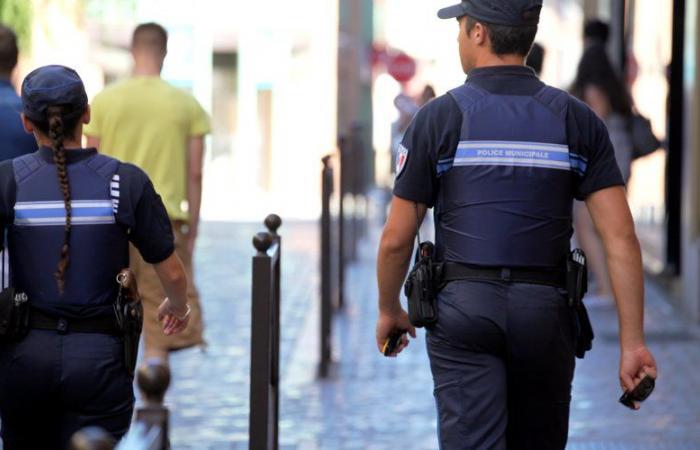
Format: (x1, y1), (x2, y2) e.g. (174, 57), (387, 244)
(0, 288), (29, 341)
(115, 269), (143, 376)
(567, 249), (593, 358)
(405, 243), (438, 328)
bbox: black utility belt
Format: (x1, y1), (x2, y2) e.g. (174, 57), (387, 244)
(30, 308), (120, 335)
(441, 262), (567, 289)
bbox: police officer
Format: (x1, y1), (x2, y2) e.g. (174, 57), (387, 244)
(0, 65), (191, 449)
(375, 2), (658, 449)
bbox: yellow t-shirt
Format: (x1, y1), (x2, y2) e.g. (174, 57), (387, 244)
(84, 77), (210, 220)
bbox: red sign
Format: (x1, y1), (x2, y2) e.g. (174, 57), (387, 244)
(387, 52), (417, 83)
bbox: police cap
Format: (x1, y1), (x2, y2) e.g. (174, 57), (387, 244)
(437, 0), (543, 27)
(22, 65), (88, 122)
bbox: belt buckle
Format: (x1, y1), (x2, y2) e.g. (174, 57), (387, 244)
(57, 318), (68, 334)
(500, 268), (511, 282)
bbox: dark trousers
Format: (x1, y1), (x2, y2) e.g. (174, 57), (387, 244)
(0, 329), (134, 450)
(427, 280), (576, 450)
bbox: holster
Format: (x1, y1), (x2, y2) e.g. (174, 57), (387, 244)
(404, 242), (439, 328)
(114, 269), (143, 377)
(567, 249), (593, 359)
(0, 288), (30, 342)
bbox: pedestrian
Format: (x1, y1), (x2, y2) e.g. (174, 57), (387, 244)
(375, 2), (658, 449)
(584, 19), (610, 49)
(84, 22), (210, 363)
(0, 65), (191, 449)
(571, 45), (659, 298)
(0, 24), (37, 161)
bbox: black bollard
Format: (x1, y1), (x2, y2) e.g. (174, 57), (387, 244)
(250, 214), (282, 450)
(337, 138), (347, 310)
(134, 360), (171, 450)
(319, 156), (334, 378)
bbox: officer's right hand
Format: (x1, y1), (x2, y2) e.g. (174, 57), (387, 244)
(157, 298), (191, 336)
(619, 344), (658, 410)
(376, 308), (416, 357)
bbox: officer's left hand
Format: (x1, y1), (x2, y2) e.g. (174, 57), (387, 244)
(157, 298), (191, 336)
(620, 344), (658, 410)
(376, 308), (416, 357)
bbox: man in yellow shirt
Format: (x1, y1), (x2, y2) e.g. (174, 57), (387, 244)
(85, 22), (210, 362)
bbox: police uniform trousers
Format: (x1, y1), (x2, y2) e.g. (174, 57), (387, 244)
(427, 279), (575, 450)
(0, 329), (134, 449)
(131, 220), (205, 352)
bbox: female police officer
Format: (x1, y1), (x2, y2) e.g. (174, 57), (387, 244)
(0, 65), (191, 449)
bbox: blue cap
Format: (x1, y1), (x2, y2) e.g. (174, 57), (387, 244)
(21, 65), (88, 122)
(438, 0), (543, 27)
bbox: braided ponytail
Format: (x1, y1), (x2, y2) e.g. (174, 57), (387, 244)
(47, 106), (72, 294)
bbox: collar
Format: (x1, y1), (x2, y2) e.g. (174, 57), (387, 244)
(37, 147), (97, 164)
(467, 65), (537, 80)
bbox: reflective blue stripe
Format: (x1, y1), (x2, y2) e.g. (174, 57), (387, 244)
(15, 207), (114, 220)
(451, 141), (589, 174)
(14, 200), (115, 226)
(455, 148), (571, 164)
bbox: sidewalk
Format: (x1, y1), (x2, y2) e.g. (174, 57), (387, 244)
(166, 221), (700, 449)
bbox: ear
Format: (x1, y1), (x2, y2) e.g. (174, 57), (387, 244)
(473, 22), (487, 46)
(82, 105), (91, 125)
(20, 113), (35, 134)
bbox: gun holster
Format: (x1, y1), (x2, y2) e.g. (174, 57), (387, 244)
(0, 288), (29, 342)
(404, 242), (440, 328)
(114, 269), (143, 377)
(567, 249), (593, 359)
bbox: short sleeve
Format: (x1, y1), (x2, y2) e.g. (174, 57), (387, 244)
(83, 92), (104, 137)
(568, 99), (625, 200)
(188, 96), (211, 137)
(116, 164), (174, 264)
(0, 161), (16, 243)
(393, 95), (462, 207)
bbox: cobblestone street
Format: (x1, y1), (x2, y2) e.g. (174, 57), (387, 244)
(159, 220), (700, 449)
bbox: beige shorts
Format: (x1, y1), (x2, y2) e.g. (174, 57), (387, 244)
(130, 221), (205, 352)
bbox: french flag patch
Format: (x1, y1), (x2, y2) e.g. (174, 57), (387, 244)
(396, 144), (409, 175)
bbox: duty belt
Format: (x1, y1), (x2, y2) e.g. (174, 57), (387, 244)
(30, 308), (120, 335)
(441, 262), (566, 289)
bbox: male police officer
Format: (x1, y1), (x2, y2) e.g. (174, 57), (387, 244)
(375, 1), (658, 449)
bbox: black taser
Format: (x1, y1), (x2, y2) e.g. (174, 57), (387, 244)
(567, 249), (594, 359)
(567, 248), (588, 308)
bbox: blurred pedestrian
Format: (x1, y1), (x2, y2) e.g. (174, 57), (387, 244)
(0, 24), (37, 161)
(571, 44), (659, 297)
(85, 23), (210, 363)
(418, 84), (436, 107)
(0, 65), (190, 449)
(391, 85), (436, 175)
(526, 42), (545, 76)
(376, 1), (658, 448)
(584, 19), (610, 49)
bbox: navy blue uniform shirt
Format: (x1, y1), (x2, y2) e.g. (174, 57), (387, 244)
(0, 147), (174, 264)
(394, 66), (625, 267)
(394, 66), (624, 206)
(0, 79), (38, 161)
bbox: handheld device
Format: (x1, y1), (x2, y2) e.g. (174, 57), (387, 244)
(619, 375), (655, 409)
(382, 332), (405, 356)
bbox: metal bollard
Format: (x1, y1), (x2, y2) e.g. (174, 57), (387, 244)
(134, 360), (171, 450)
(337, 137), (347, 310)
(319, 156), (334, 378)
(249, 214), (282, 450)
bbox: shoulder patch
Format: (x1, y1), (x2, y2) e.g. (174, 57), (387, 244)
(396, 144), (409, 175)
